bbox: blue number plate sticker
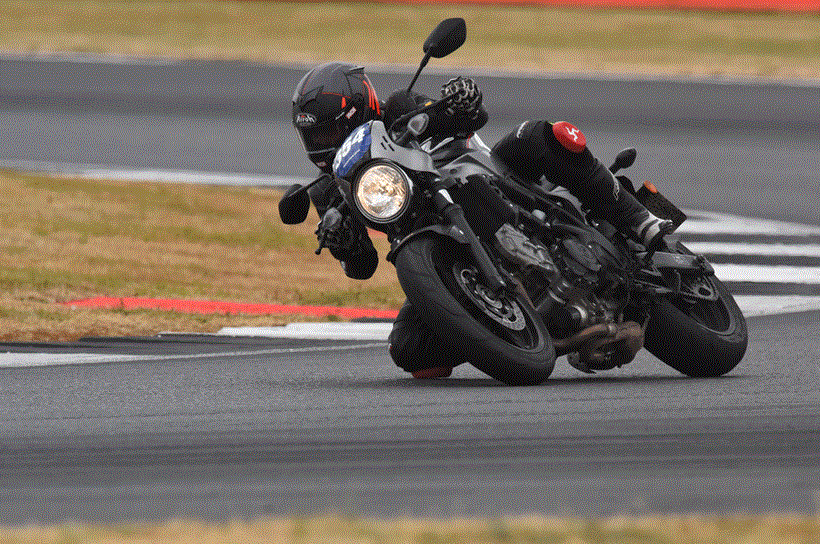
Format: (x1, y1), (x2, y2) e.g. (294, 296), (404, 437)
(333, 122), (371, 178)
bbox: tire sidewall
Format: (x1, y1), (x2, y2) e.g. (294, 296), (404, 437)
(645, 254), (748, 377)
(394, 235), (555, 385)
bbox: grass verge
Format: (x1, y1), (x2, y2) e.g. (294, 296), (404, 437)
(1, 1), (818, 79)
(0, 170), (404, 342)
(1, 514), (819, 543)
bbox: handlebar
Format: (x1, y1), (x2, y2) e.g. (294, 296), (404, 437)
(393, 113), (430, 147)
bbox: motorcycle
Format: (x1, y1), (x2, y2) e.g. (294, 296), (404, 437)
(279, 18), (748, 385)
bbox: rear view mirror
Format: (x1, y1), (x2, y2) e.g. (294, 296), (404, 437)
(278, 184), (311, 224)
(610, 148), (637, 174)
(423, 18), (466, 59)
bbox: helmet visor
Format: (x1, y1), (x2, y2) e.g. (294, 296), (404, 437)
(297, 110), (350, 159)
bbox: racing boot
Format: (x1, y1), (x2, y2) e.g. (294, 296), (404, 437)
(493, 120), (673, 249)
(587, 162), (675, 251)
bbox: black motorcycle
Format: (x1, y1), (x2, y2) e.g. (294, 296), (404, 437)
(280, 18), (747, 385)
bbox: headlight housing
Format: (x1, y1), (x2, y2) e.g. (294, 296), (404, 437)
(353, 161), (412, 223)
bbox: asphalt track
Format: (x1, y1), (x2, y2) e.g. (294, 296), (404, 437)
(1, 310), (819, 523)
(2, 57), (819, 225)
(0, 56), (819, 523)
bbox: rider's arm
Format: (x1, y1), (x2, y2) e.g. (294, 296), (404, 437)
(382, 89), (433, 128)
(384, 77), (487, 142)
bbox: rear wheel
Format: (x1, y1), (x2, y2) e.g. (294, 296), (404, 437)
(644, 243), (747, 377)
(394, 235), (555, 385)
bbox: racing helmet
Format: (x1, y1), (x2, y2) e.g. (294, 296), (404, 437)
(292, 62), (381, 171)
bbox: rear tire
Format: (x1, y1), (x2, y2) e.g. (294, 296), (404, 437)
(644, 244), (748, 377)
(394, 235), (555, 385)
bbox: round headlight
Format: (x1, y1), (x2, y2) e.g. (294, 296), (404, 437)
(354, 162), (412, 223)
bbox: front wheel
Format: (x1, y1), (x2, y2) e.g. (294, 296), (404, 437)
(394, 235), (555, 385)
(644, 244), (748, 377)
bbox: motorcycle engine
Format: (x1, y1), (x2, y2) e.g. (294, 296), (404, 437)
(538, 221), (634, 339)
(494, 219), (644, 373)
(540, 224), (648, 372)
(495, 221), (629, 338)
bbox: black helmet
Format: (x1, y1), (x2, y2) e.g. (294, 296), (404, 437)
(292, 62), (381, 171)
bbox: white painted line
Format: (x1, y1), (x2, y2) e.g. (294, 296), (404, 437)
(4, 295), (819, 369)
(62, 167), (304, 187)
(0, 159), (306, 187)
(217, 296), (820, 339)
(0, 353), (139, 367)
(218, 322), (394, 341)
(712, 264), (820, 284)
(0, 342), (385, 369)
(4, 160), (820, 240)
(734, 296), (820, 317)
(6, 160), (820, 239)
(679, 209), (820, 236)
(683, 242), (820, 257)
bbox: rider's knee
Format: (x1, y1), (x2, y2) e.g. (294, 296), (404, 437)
(388, 301), (463, 373)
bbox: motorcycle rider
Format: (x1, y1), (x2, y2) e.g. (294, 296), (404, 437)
(292, 62), (672, 378)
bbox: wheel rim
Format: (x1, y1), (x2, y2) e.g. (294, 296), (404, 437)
(670, 268), (733, 335)
(432, 244), (541, 350)
(455, 264), (527, 331)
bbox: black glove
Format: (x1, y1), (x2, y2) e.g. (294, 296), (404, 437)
(315, 207), (378, 280)
(441, 77), (482, 119)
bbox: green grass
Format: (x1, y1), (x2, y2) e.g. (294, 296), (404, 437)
(0, 1), (818, 78)
(0, 170), (404, 341)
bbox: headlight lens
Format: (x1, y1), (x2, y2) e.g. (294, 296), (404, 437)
(354, 162), (412, 223)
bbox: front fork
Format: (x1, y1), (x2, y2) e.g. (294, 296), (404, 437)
(386, 179), (509, 293)
(431, 185), (508, 293)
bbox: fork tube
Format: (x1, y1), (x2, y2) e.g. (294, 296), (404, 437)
(434, 188), (507, 292)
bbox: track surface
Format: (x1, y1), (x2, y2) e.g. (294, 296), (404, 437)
(1, 310), (819, 523)
(2, 58), (818, 225)
(0, 57), (819, 523)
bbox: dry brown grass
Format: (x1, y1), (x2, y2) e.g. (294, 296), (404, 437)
(0, 170), (404, 342)
(0, 1), (818, 79)
(1, 514), (819, 544)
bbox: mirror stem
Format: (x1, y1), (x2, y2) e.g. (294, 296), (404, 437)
(291, 174), (326, 197)
(407, 52), (431, 94)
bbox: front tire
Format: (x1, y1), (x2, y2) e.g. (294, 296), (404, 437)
(644, 244), (748, 377)
(394, 235), (555, 385)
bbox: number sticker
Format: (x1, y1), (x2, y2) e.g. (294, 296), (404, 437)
(334, 123), (371, 178)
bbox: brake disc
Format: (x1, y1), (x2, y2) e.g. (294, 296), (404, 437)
(455, 264), (526, 331)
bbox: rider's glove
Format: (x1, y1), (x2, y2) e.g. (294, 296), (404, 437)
(315, 207), (350, 259)
(315, 206), (379, 280)
(441, 77), (482, 119)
